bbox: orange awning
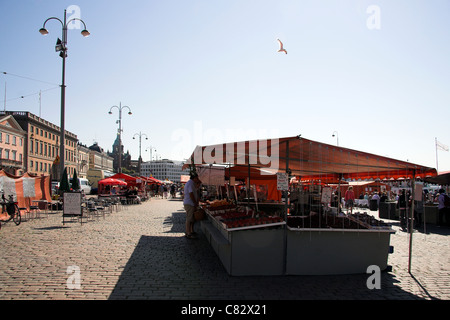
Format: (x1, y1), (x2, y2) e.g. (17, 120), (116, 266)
(185, 136), (437, 181)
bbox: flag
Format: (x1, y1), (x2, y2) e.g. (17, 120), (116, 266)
(436, 140), (449, 152)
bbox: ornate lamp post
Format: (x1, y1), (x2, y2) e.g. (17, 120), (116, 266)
(133, 132), (148, 175)
(108, 103), (132, 173)
(39, 9), (90, 179)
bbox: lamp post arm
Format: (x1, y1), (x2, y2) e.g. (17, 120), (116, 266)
(66, 18), (89, 30)
(42, 17), (64, 28)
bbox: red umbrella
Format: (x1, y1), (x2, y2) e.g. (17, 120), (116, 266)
(98, 178), (127, 186)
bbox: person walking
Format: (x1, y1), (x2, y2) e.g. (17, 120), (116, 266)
(183, 173), (201, 239)
(397, 189), (408, 231)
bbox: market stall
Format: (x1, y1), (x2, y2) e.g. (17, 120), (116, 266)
(0, 170), (51, 212)
(185, 136), (437, 275)
(201, 200), (285, 276)
(97, 177), (127, 195)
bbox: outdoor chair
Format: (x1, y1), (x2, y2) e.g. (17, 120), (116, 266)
(29, 205), (40, 219)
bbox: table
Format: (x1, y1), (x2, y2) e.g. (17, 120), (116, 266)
(31, 200), (50, 218)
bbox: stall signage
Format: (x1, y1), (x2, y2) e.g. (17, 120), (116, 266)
(276, 173), (289, 191)
(321, 187), (332, 204)
(63, 192), (82, 216)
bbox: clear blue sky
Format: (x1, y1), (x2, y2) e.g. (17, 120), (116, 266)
(1, 0), (449, 173)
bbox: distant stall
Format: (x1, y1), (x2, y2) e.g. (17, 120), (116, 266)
(0, 170), (51, 211)
(97, 177), (127, 195)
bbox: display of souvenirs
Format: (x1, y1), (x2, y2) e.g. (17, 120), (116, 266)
(204, 199), (235, 211)
(348, 212), (390, 229)
(287, 213), (368, 230)
(287, 212), (390, 230)
(208, 206), (284, 230)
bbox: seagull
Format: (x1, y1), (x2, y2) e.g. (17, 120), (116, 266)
(277, 39), (287, 54)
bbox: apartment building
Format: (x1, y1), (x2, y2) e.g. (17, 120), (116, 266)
(0, 115), (26, 175)
(141, 159), (187, 182)
(88, 142), (114, 172)
(2, 111), (78, 179)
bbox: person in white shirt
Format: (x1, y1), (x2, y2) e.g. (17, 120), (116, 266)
(183, 173), (201, 239)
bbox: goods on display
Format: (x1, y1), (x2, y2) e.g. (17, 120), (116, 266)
(202, 202), (284, 231)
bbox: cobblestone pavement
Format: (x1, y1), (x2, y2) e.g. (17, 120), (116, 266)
(0, 197), (448, 301)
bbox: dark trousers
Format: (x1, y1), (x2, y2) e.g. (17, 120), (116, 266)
(438, 207), (449, 226)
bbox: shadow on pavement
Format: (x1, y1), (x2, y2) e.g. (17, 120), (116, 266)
(109, 234), (425, 300)
(163, 210), (187, 233)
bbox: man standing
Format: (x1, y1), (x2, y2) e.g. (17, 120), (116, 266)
(183, 173), (201, 239)
(437, 189), (449, 227)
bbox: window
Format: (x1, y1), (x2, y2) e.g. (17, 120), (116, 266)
(0, 132), (2, 142)
(5, 134), (9, 144)
(12, 151), (16, 161)
(5, 149), (9, 159)
(0, 148), (2, 158)
(35, 141), (39, 154)
(12, 136), (16, 145)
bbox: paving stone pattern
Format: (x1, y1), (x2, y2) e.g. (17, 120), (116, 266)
(0, 197), (448, 300)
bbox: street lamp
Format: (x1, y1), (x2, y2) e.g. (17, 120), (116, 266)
(39, 10), (90, 179)
(108, 103), (132, 173)
(133, 132), (148, 175)
(332, 131), (339, 146)
(145, 146), (157, 162)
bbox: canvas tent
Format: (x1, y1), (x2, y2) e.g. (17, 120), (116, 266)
(109, 173), (141, 187)
(225, 165), (281, 201)
(424, 171), (450, 186)
(185, 136), (437, 181)
(0, 170), (51, 210)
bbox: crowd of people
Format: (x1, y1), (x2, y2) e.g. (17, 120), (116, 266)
(335, 185), (450, 230)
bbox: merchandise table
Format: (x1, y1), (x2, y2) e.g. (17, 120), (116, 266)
(201, 206), (285, 276)
(201, 205), (395, 276)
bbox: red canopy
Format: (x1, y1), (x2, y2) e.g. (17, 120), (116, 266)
(98, 178), (127, 186)
(146, 176), (163, 184)
(109, 173), (139, 186)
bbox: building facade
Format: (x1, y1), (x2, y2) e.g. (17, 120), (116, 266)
(2, 111), (78, 179)
(0, 115), (26, 175)
(141, 159), (187, 182)
(77, 143), (90, 179)
(88, 142), (114, 172)
(108, 135), (131, 173)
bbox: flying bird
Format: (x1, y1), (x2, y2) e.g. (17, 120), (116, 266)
(277, 39), (287, 54)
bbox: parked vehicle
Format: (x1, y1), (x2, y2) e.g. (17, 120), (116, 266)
(69, 178), (92, 195)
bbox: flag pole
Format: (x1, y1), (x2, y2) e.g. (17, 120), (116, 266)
(435, 137), (439, 173)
